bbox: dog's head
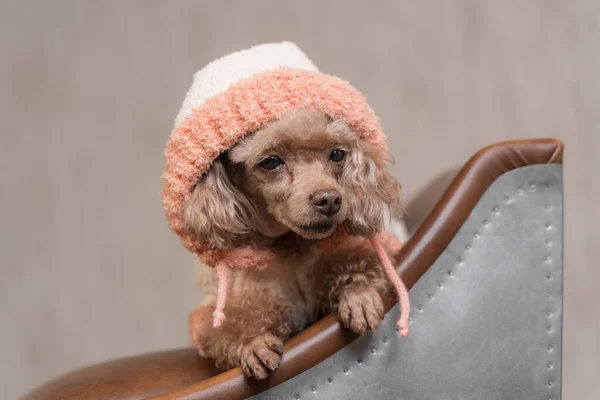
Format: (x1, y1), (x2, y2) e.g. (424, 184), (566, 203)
(184, 109), (402, 248)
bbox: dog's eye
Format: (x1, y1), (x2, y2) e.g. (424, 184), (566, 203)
(329, 149), (346, 162)
(259, 155), (284, 170)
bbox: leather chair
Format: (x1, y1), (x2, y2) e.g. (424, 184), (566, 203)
(24, 139), (564, 400)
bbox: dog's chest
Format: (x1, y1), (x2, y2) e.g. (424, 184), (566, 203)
(277, 251), (322, 332)
(240, 247), (322, 331)
(269, 251), (320, 301)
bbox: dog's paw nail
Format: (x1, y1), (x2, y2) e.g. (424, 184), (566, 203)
(253, 367), (269, 380)
(242, 365), (252, 378)
(264, 335), (284, 355)
(270, 343), (283, 354)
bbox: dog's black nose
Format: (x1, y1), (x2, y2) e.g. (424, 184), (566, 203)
(311, 189), (342, 216)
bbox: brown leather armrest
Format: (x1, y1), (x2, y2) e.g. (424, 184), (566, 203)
(23, 139), (563, 400)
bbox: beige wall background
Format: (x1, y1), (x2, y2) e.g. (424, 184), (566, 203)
(1, 1), (598, 398)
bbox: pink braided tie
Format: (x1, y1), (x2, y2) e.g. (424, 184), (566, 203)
(212, 263), (228, 328)
(371, 234), (410, 336)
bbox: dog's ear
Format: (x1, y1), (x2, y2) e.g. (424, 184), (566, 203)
(184, 158), (256, 248)
(341, 141), (403, 237)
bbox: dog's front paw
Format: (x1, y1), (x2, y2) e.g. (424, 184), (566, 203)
(337, 285), (385, 335)
(240, 334), (284, 380)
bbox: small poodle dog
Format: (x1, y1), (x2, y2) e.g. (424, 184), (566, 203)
(185, 109), (403, 379)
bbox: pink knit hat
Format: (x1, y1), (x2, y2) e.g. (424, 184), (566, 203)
(162, 42), (410, 335)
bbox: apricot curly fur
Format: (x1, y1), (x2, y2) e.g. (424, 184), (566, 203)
(186, 110), (402, 379)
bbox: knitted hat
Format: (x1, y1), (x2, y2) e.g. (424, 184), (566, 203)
(162, 42), (410, 334)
